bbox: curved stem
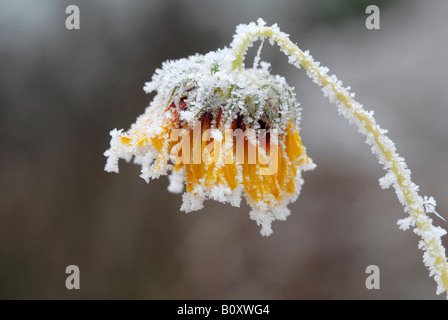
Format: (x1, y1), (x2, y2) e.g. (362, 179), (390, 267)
(231, 20), (448, 296)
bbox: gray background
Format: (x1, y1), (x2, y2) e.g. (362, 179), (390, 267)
(1, 0), (447, 299)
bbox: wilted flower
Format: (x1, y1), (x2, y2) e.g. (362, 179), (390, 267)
(104, 46), (315, 236)
(105, 18), (448, 296)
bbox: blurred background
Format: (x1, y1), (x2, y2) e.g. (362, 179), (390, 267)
(1, 0), (447, 299)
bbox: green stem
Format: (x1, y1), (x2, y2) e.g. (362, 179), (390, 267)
(231, 22), (448, 296)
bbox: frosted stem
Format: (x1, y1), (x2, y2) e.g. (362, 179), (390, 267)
(231, 19), (448, 296)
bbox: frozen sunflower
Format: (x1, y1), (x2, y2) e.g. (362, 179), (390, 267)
(104, 42), (315, 236)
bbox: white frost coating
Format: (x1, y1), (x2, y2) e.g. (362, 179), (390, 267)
(209, 185), (233, 203)
(167, 169), (185, 194)
(104, 129), (124, 173)
(424, 196), (446, 221)
(379, 171), (395, 189)
(181, 191), (205, 212)
(210, 129), (223, 141)
(272, 206), (291, 221)
(252, 38), (265, 69)
(397, 217), (415, 231)
(250, 209), (276, 236)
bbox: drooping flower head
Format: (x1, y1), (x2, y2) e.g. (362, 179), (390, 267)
(104, 43), (314, 235)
